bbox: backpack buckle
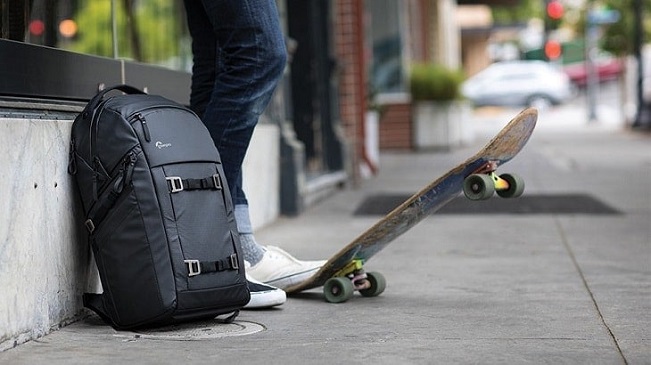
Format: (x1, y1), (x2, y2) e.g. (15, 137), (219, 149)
(212, 174), (222, 190)
(84, 219), (96, 233)
(166, 176), (184, 193)
(230, 254), (239, 270)
(184, 260), (201, 277)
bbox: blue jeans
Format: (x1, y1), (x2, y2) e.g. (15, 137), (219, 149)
(183, 0), (287, 206)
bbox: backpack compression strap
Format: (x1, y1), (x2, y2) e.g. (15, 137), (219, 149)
(166, 174), (222, 193)
(184, 254), (240, 277)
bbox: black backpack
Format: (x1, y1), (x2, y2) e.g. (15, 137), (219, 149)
(68, 85), (249, 329)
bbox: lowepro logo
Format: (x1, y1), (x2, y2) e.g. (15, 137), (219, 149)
(155, 141), (172, 149)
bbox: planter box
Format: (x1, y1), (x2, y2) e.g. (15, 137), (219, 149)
(360, 110), (380, 178)
(413, 100), (473, 150)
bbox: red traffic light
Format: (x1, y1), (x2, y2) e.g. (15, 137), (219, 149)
(29, 19), (45, 36)
(544, 40), (562, 60)
(547, 0), (564, 20)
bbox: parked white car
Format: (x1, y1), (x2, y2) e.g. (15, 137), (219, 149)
(462, 61), (574, 109)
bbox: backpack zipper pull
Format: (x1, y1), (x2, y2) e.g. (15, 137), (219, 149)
(132, 112), (151, 142)
(112, 151), (138, 195)
(122, 151), (137, 189)
(67, 138), (77, 175)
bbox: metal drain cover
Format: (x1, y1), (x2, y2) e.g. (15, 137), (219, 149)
(117, 320), (265, 341)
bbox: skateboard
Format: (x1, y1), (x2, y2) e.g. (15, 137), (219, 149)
(284, 108), (538, 303)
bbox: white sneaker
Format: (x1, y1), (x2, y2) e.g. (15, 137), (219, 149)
(244, 275), (286, 309)
(246, 246), (326, 290)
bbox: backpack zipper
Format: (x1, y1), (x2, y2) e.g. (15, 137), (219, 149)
(128, 104), (196, 144)
(67, 137), (77, 175)
(86, 148), (139, 234)
(112, 149), (138, 195)
(130, 112), (151, 142)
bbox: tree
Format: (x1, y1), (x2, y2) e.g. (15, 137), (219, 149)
(596, 0), (651, 56)
(491, 0), (544, 25)
(67, 0), (185, 64)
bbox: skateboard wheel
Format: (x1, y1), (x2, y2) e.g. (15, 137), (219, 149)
(359, 272), (386, 297)
(324, 277), (354, 303)
(463, 174), (495, 200)
(496, 173), (525, 198)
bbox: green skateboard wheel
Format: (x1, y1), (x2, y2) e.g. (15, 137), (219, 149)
(324, 277), (354, 303)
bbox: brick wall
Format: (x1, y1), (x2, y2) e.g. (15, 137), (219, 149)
(333, 2), (425, 153)
(379, 102), (413, 150)
(333, 0), (368, 177)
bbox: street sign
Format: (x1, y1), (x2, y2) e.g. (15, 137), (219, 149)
(588, 9), (620, 25)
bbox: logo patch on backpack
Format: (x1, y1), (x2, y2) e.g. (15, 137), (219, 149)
(155, 141), (172, 149)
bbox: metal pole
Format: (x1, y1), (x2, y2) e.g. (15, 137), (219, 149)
(585, 4), (599, 122)
(632, 0), (645, 128)
(111, 0), (118, 58)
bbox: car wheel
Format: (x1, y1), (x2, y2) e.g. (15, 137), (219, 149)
(527, 95), (553, 111)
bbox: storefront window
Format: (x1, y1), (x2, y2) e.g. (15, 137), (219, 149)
(367, 0), (406, 94)
(1, 0), (190, 72)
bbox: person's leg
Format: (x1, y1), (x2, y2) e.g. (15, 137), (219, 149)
(185, 0), (324, 290)
(184, 0), (278, 264)
(183, 0), (285, 308)
(182, 0), (216, 119)
(188, 0), (284, 265)
(196, 0), (287, 192)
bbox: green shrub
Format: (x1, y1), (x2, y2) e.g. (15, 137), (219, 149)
(409, 64), (465, 101)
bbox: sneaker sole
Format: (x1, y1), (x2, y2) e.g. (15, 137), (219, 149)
(244, 290), (286, 309)
(263, 267), (321, 290)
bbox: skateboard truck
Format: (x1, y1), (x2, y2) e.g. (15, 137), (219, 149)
(463, 161), (525, 201)
(323, 259), (386, 303)
(334, 260), (370, 290)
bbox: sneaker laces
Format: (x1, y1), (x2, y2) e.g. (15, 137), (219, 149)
(264, 246), (304, 265)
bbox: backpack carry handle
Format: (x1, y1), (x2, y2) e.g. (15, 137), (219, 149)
(84, 84), (147, 119)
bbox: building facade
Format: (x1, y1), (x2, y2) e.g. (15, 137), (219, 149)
(0, 0), (509, 211)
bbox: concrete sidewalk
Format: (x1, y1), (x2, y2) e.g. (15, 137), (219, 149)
(1, 107), (649, 364)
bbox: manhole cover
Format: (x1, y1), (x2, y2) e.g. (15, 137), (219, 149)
(117, 320), (265, 341)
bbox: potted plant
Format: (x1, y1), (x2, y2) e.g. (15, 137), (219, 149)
(409, 63), (471, 150)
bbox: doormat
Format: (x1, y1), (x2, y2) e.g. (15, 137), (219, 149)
(353, 194), (622, 216)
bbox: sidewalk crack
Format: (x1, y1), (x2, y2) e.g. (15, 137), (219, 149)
(554, 217), (628, 365)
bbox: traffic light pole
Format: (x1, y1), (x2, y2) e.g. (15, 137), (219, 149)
(543, 0), (563, 62)
(632, 0), (647, 129)
(586, 4), (599, 122)
(111, 0), (118, 58)
(584, 2), (621, 123)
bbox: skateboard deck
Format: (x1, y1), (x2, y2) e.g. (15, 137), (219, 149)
(285, 108), (538, 302)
